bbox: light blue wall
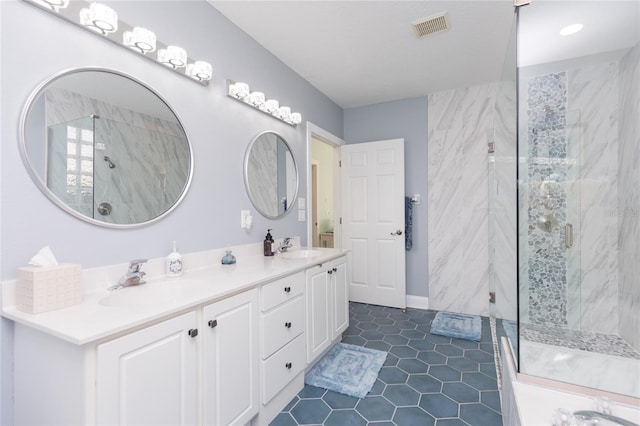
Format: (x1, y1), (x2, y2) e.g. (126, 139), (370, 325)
(0, 1), (343, 422)
(343, 97), (429, 298)
(0, 0), (342, 278)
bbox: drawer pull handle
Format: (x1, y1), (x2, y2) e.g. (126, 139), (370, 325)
(285, 322), (292, 328)
(208, 320), (218, 328)
(188, 328), (198, 338)
(284, 286), (291, 293)
(285, 362), (292, 369)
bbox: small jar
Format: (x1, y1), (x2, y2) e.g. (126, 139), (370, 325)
(221, 250), (236, 265)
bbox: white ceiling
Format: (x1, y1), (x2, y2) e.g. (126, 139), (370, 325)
(208, 1), (639, 109)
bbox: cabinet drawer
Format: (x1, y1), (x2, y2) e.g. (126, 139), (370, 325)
(261, 271), (304, 312)
(261, 334), (306, 404)
(261, 296), (304, 358)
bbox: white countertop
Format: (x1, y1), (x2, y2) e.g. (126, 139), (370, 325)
(2, 244), (347, 345)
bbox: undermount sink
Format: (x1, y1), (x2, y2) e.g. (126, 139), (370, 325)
(99, 279), (201, 308)
(279, 249), (322, 259)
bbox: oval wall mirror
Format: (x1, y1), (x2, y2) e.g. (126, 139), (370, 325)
(20, 68), (193, 228)
(244, 131), (298, 219)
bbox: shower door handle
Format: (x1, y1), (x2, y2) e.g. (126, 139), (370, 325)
(565, 223), (574, 249)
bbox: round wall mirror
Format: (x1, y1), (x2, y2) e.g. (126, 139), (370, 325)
(244, 131), (298, 219)
(20, 68), (193, 228)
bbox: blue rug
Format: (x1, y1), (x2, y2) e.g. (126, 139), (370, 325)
(305, 343), (387, 398)
(430, 311), (482, 341)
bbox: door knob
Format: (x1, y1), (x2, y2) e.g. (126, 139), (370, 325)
(390, 229), (403, 236)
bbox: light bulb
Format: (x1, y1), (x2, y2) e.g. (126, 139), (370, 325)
(157, 45), (187, 69)
(80, 2), (118, 35)
(123, 27), (156, 53)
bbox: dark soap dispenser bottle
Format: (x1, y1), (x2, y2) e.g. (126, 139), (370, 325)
(264, 229), (274, 256)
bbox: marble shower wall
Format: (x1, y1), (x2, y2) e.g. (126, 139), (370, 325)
(519, 57), (622, 335)
(618, 42), (640, 352)
(427, 83), (498, 317)
(492, 78), (518, 322)
(45, 88), (189, 224)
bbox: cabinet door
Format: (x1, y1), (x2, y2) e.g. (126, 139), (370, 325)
(332, 256), (349, 339)
(96, 312), (198, 426)
(203, 289), (259, 426)
(306, 263), (332, 363)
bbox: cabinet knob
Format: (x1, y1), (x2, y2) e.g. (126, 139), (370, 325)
(284, 286), (291, 293)
(208, 319), (218, 328)
(328, 270), (333, 275)
(332, 267), (337, 272)
(188, 328), (198, 338)
(285, 362), (292, 369)
(285, 322), (292, 328)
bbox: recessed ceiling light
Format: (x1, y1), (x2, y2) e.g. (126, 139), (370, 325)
(560, 23), (584, 36)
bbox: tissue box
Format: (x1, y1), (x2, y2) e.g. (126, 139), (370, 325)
(16, 264), (82, 314)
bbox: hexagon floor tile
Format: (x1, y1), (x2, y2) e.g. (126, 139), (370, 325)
(271, 302), (503, 426)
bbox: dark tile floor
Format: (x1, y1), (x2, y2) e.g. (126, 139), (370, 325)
(270, 302), (503, 426)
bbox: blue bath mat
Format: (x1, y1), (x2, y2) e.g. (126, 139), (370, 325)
(430, 311), (482, 342)
(305, 343), (387, 398)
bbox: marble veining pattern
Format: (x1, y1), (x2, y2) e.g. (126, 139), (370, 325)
(519, 338), (640, 398)
(491, 78), (518, 322)
(521, 61), (624, 335)
(618, 42), (640, 353)
(45, 88), (189, 224)
(428, 84), (497, 317)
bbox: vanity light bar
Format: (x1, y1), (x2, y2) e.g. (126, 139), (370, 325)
(23, 0), (213, 86)
(227, 80), (302, 127)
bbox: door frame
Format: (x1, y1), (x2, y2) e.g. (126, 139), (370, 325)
(305, 122), (344, 249)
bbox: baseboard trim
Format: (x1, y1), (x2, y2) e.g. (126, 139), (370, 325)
(406, 295), (429, 310)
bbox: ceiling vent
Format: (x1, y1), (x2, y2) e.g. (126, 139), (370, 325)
(412, 12), (450, 38)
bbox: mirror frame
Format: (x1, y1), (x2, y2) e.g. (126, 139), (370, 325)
(19, 67), (194, 229)
(243, 130), (299, 219)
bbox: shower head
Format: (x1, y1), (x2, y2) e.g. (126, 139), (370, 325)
(104, 156), (116, 169)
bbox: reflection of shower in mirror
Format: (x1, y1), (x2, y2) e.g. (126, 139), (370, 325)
(103, 156), (116, 169)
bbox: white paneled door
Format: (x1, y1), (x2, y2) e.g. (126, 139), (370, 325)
(341, 139), (406, 309)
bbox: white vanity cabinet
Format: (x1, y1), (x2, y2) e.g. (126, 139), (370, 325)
(202, 289), (259, 426)
(13, 289), (259, 426)
(96, 312), (199, 425)
(7, 249), (350, 426)
(256, 271), (307, 425)
(306, 255), (349, 363)
(331, 256), (349, 340)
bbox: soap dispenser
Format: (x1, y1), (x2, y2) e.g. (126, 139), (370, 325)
(166, 240), (183, 277)
(264, 229), (274, 256)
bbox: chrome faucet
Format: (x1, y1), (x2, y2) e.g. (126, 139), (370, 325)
(276, 237), (293, 253)
(574, 411), (639, 426)
(108, 259), (148, 291)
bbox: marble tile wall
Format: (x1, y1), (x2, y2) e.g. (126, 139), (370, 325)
(618, 42), (640, 353)
(569, 61), (620, 335)
(45, 88), (189, 224)
(247, 134), (279, 217)
(427, 83), (497, 317)
(519, 59), (622, 335)
(492, 79), (518, 322)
